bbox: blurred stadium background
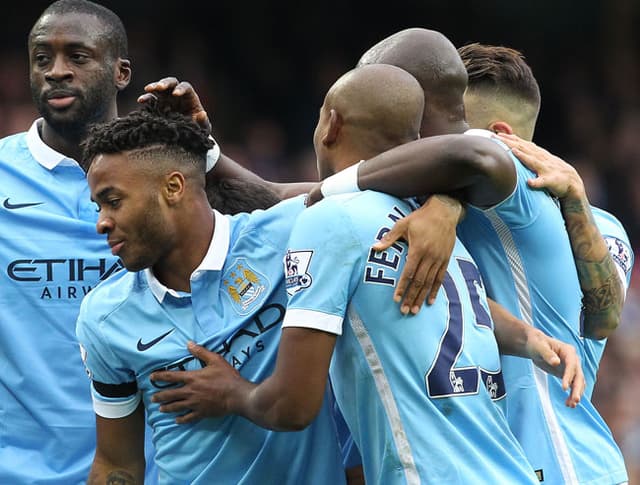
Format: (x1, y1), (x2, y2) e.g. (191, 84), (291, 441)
(2, 0), (639, 480)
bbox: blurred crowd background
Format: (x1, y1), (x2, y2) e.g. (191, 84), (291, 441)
(2, 0), (639, 480)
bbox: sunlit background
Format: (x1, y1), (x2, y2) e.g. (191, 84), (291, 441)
(2, 0), (639, 480)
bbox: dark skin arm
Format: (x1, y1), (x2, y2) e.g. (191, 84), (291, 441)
(87, 402), (146, 485)
(498, 134), (624, 340)
(138, 78), (313, 202)
(308, 133), (517, 208)
(151, 330), (336, 430)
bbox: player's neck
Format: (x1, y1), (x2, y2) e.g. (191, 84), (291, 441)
(152, 202), (215, 293)
(39, 120), (86, 163)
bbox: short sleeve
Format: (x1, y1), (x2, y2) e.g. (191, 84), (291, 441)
(282, 197), (364, 335)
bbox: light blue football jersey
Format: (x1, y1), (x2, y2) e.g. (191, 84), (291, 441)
(457, 130), (629, 485)
(282, 191), (539, 485)
(76, 197), (346, 485)
(0, 120), (157, 485)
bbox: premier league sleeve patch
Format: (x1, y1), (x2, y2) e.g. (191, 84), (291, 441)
(604, 236), (633, 275)
(284, 249), (314, 296)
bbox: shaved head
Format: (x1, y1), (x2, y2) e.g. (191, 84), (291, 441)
(358, 28), (468, 137)
(314, 63), (424, 178)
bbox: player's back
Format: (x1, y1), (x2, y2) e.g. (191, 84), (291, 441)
(285, 191), (538, 484)
(457, 133), (628, 484)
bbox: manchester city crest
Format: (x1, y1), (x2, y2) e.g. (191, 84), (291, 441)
(222, 258), (269, 315)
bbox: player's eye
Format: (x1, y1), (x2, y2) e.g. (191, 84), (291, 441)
(70, 52), (89, 63)
(34, 53), (50, 66)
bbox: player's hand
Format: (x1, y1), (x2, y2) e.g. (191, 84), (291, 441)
(150, 342), (243, 424)
(372, 195), (461, 313)
(305, 183), (324, 207)
(496, 133), (584, 200)
(525, 329), (585, 408)
(138, 77), (212, 133)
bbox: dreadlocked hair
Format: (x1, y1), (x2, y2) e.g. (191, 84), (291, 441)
(82, 105), (214, 171)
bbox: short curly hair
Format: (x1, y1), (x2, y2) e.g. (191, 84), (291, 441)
(82, 106), (214, 172)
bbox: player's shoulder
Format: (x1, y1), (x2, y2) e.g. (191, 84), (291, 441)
(79, 269), (139, 323)
(224, 195), (306, 253)
(0, 132), (29, 158)
(319, 190), (402, 213)
(297, 191), (411, 241)
(591, 205), (628, 234)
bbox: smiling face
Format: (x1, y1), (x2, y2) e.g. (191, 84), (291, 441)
(28, 12), (125, 134)
(88, 152), (175, 272)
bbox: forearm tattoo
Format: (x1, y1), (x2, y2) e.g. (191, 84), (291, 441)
(561, 197), (624, 337)
(106, 471), (137, 485)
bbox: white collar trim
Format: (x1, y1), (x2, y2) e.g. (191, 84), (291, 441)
(145, 210), (230, 303)
(26, 118), (80, 169)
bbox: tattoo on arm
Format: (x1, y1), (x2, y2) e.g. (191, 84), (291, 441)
(561, 197), (624, 339)
(106, 471), (138, 485)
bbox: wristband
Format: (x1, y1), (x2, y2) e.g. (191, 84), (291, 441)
(206, 135), (221, 173)
(320, 160), (363, 198)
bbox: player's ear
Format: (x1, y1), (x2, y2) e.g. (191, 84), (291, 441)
(115, 58), (132, 91)
(164, 171), (186, 205)
(489, 121), (513, 135)
(322, 109), (343, 147)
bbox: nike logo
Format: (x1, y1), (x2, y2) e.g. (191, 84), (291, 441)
(3, 198), (44, 210)
(137, 329), (175, 351)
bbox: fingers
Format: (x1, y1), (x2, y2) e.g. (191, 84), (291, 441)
(541, 346), (562, 369)
(426, 267), (446, 306)
(187, 341), (219, 365)
(394, 252), (418, 307)
(399, 257), (431, 314)
(372, 224), (406, 252)
(526, 176), (547, 189)
(406, 261), (439, 313)
(144, 77), (179, 93)
(158, 399), (190, 414)
(554, 344), (584, 408)
(175, 411), (200, 425)
(137, 92), (158, 105)
(150, 369), (187, 384)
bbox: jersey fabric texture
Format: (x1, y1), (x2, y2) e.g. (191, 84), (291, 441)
(457, 129), (629, 485)
(282, 191), (539, 485)
(76, 197), (346, 485)
(0, 120), (156, 484)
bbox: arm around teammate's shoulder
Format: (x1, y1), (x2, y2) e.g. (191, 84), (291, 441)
(356, 134), (516, 208)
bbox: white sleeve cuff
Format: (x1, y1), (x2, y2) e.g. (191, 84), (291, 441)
(283, 308), (344, 335)
(320, 160), (363, 198)
(92, 391), (142, 419)
(206, 135), (221, 173)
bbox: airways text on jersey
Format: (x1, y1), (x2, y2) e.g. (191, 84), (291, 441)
(7, 257), (123, 300)
(363, 206), (408, 286)
(150, 303), (285, 389)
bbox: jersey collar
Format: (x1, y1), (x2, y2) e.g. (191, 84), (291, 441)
(146, 209), (230, 303)
(26, 118), (81, 170)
